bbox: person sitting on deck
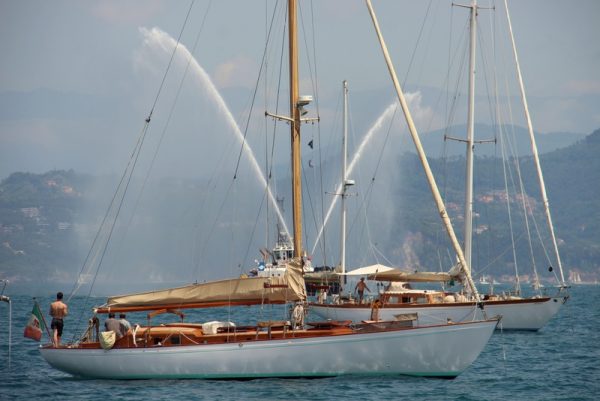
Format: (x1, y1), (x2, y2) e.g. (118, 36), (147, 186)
(119, 313), (131, 337)
(105, 313), (122, 339)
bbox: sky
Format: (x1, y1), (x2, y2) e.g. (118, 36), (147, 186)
(1, 0), (599, 288)
(0, 0), (599, 179)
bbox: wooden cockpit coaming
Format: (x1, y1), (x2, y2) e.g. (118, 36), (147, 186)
(47, 319), (426, 350)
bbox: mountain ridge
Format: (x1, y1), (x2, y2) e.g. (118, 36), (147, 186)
(1, 129), (598, 290)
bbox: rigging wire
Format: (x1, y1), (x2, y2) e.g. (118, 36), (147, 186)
(110, 1), (214, 284)
(506, 116), (538, 292)
(337, 1), (441, 269)
(494, 18), (529, 293)
(243, 189), (269, 273)
(471, 9), (495, 275)
(443, 18), (470, 137)
(437, 8), (477, 273)
(406, 0), (434, 87)
(302, 159), (320, 258)
(66, 153), (136, 301)
(71, 121), (150, 340)
(507, 114), (542, 292)
(498, 121), (521, 291)
(263, 0), (271, 253)
(495, 14), (546, 289)
(146, 1), (197, 126)
(439, 2), (552, 288)
(437, 3), (457, 272)
(268, 4), (288, 183)
(346, 99), (398, 265)
(193, 179), (238, 278)
(438, 3), (505, 276)
(307, 0), (329, 266)
(485, 2), (500, 280)
(370, 244), (395, 267)
(267, 0), (287, 224)
(262, 0), (286, 218)
(314, 90), (343, 266)
(476, 19), (499, 136)
(477, 2), (551, 289)
(66, 0), (196, 337)
(498, 9), (555, 282)
(477, 230), (527, 275)
(229, 0), (281, 272)
(298, 2), (317, 106)
(232, 0), (281, 180)
(347, 2), (436, 267)
(444, 3), (455, 140)
(232, 0), (283, 273)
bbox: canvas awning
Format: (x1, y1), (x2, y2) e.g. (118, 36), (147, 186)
(341, 264), (394, 276)
(367, 269), (453, 283)
(96, 258), (306, 313)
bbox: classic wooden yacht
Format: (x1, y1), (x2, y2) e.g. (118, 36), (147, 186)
(39, 0), (498, 379)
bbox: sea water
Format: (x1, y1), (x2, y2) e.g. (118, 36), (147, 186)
(0, 285), (598, 401)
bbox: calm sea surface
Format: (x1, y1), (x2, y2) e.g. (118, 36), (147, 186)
(0, 285), (598, 400)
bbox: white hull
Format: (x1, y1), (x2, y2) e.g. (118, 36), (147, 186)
(40, 320), (497, 379)
(310, 296), (567, 331)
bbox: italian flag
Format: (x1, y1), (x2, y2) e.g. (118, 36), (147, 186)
(23, 301), (45, 341)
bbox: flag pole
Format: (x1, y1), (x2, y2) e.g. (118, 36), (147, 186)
(34, 297), (53, 339)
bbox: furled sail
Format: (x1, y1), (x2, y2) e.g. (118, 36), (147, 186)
(97, 258), (306, 313)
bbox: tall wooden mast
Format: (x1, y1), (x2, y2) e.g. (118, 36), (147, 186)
(288, 0), (303, 258)
(266, 0), (316, 258)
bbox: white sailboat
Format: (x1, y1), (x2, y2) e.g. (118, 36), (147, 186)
(310, 0), (568, 331)
(569, 270), (582, 285)
(311, 270), (565, 330)
(1, 279), (10, 370)
(39, 0), (497, 379)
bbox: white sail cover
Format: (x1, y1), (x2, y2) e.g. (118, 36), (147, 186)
(104, 259), (306, 309)
(342, 264), (394, 276)
(367, 268), (454, 283)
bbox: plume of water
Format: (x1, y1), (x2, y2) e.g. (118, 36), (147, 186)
(311, 91), (432, 256)
(140, 27), (290, 237)
(310, 102), (398, 254)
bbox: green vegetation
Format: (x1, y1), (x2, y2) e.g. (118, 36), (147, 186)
(389, 129), (600, 277)
(1, 130), (598, 285)
(0, 170), (93, 284)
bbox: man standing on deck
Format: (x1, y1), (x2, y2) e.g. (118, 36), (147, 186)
(49, 292), (68, 347)
(354, 277), (371, 304)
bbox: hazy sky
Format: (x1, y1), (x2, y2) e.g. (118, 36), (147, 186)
(1, 0), (599, 288)
(1, 0), (599, 178)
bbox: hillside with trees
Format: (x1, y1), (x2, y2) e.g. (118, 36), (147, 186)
(1, 130), (598, 288)
(388, 129), (600, 279)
